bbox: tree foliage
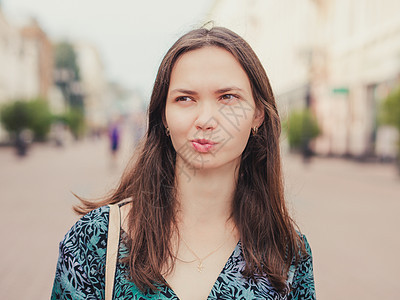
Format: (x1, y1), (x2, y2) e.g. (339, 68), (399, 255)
(286, 109), (321, 150)
(28, 100), (53, 140)
(0, 99), (52, 141)
(54, 41), (80, 80)
(379, 86), (400, 131)
(379, 86), (400, 168)
(0, 101), (32, 133)
(55, 109), (85, 139)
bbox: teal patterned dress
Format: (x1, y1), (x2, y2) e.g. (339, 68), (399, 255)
(51, 205), (315, 299)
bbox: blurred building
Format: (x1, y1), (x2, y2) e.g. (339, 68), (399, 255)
(20, 19), (53, 99)
(208, 0), (317, 113)
(74, 42), (108, 132)
(0, 14), (52, 102)
(0, 6), (134, 142)
(0, 9), (53, 141)
(208, 0), (400, 159)
(311, 0), (400, 158)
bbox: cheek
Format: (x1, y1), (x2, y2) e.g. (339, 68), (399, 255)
(165, 109), (192, 142)
(235, 127), (252, 152)
(218, 100), (256, 126)
(218, 104), (255, 136)
(169, 116), (192, 133)
(221, 112), (253, 154)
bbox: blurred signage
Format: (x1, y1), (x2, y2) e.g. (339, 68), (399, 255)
(332, 87), (349, 94)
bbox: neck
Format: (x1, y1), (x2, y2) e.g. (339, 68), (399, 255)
(175, 159), (239, 228)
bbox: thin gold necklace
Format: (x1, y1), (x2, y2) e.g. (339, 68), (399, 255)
(177, 228), (234, 273)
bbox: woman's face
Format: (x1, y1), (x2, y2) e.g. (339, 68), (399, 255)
(164, 46), (264, 175)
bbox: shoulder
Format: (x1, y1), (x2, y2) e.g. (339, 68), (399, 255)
(66, 205), (110, 240)
(299, 233), (312, 259)
(287, 233), (315, 299)
(59, 205), (111, 257)
(295, 233), (314, 279)
(290, 232), (313, 273)
(53, 206), (112, 298)
(76, 205), (110, 228)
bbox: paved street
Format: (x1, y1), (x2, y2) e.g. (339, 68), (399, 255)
(283, 155), (400, 299)
(0, 137), (399, 299)
(0, 136), (132, 300)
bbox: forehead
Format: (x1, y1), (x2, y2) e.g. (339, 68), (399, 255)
(169, 46), (251, 91)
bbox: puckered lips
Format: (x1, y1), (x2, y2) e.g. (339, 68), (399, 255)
(191, 139), (217, 153)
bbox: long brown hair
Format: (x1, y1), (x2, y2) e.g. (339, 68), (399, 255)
(75, 26), (304, 294)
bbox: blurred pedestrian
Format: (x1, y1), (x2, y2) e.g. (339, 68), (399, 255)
(108, 119), (121, 166)
(51, 26), (315, 299)
(15, 128), (33, 157)
(52, 122), (66, 147)
(302, 138), (313, 164)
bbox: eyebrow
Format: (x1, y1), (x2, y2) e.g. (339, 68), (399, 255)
(215, 86), (244, 94)
(169, 88), (198, 96)
(169, 86), (244, 96)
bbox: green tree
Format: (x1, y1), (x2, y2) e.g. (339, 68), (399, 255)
(54, 41), (80, 80)
(285, 109), (321, 150)
(55, 109), (85, 139)
(380, 87), (400, 131)
(379, 86), (400, 167)
(0, 101), (32, 134)
(27, 99), (53, 141)
(0, 99), (52, 141)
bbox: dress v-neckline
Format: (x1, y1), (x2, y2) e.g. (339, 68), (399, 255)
(117, 204), (243, 299)
(164, 240), (242, 300)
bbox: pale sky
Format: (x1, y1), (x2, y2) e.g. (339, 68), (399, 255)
(1, 0), (215, 98)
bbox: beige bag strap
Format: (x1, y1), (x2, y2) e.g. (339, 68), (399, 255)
(105, 204), (121, 300)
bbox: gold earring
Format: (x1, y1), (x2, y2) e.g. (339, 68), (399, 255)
(252, 126), (258, 135)
(165, 127), (170, 136)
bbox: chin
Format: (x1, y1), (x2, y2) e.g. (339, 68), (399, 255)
(188, 158), (240, 173)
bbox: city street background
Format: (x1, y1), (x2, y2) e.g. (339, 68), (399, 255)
(1, 0), (400, 299)
(0, 134), (399, 299)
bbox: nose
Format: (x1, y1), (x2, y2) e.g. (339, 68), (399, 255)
(194, 101), (218, 131)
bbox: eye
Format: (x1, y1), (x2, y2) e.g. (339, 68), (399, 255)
(175, 96), (193, 102)
(219, 94), (239, 104)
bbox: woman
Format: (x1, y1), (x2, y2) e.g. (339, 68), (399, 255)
(51, 26), (315, 299)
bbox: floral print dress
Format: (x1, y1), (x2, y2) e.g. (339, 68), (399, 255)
(51, 205), (315, 299)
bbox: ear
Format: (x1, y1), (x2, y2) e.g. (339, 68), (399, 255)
(252, 106), (265, 128)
